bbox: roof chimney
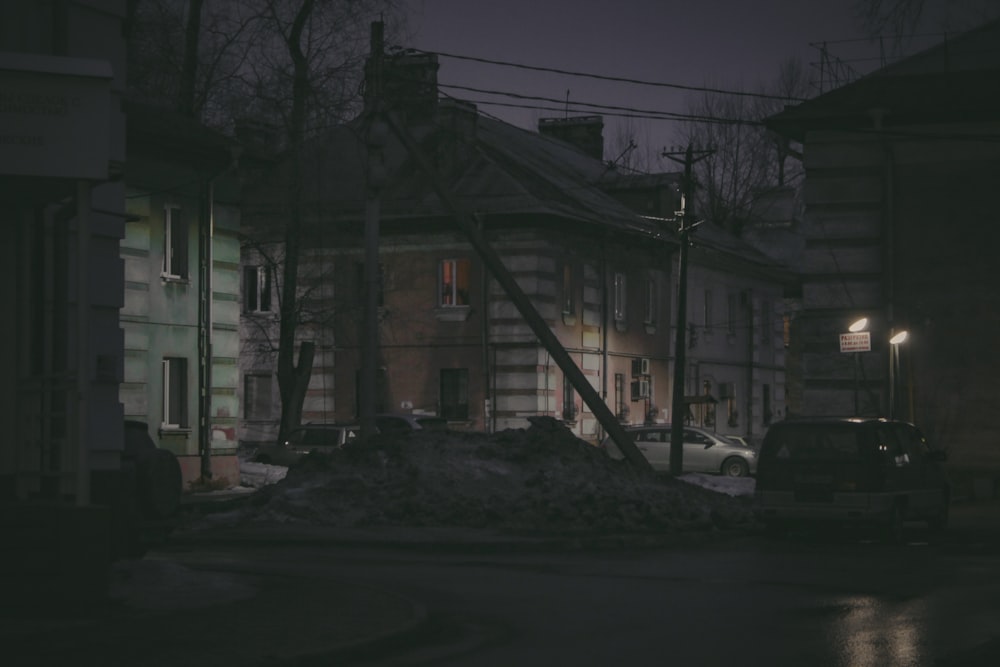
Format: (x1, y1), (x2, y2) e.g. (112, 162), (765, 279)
(381, 52), (440, 119)
(538, 116), (604, 160)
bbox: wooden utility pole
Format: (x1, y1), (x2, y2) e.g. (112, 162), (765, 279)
(663, 145), (713, 475)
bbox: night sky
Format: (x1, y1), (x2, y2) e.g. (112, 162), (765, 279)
(401, 0), (984, 163)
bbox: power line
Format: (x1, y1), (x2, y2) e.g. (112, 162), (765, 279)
(437, 82), (766, 127)
(396, 46), (810, 103)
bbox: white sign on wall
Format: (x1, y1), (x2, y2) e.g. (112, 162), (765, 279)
(840, 331), (871, 353)
(0, 54), (111, 180)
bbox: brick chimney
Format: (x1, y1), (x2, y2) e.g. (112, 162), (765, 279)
(376, 52), (440, 119)
(538, 116), (604, 160)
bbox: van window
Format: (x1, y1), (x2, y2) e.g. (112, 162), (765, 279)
(761, 424), (865, 463)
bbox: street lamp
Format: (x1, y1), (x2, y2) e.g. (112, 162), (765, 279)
(889, 330), (909, 419)
(848, 318), (869, 415)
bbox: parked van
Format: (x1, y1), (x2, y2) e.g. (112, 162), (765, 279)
(755, 417), (949, 540)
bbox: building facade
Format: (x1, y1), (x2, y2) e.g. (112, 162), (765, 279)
(767, 20), (1000, 490)
(122, 103), (242, 488)
(238, 53), (789, 450)
(0, 0), (127, 599)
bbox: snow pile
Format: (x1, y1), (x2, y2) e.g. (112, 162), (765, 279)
(204, 417), (756, 535)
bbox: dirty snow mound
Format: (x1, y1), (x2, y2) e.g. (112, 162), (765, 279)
(201, 417), (754, 534)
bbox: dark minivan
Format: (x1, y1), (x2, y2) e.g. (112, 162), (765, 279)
(755, 417), (949, 540)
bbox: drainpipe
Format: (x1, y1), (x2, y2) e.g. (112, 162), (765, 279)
(745, 288), (753, 439)
(76, 181), (91, 506)
(479, 215), (492, 433)
(198, 179), (214, 481)
(601, 241), (609, 423)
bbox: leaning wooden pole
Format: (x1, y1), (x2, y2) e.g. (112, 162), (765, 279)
(383, 112), (652, 472)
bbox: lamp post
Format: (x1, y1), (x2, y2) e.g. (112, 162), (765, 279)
(849, 318), (868, 416)
(888, 330), (908, 419)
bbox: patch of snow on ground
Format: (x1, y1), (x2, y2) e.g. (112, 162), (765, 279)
(196, 417), (758, 535)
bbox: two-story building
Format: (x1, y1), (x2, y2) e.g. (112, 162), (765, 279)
(122, 102), (242, 489)
(238, 52), (790, 449)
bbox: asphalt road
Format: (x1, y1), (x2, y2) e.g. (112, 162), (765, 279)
(161, 505), (1000, 666)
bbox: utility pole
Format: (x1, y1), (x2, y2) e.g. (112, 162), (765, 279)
(663, 144), (713, 475)
(360, 21), (385, 439)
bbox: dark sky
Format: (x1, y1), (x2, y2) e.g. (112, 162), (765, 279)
(402, 0), (985, 166)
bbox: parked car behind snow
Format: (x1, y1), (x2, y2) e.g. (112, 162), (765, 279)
(601, 425), (757, 476)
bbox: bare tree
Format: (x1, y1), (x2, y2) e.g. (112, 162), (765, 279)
(127, 0), (409, 438)
(676, 57), (809, 234)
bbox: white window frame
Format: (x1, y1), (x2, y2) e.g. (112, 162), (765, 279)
(244, 265), (271, 313)
(439, 258), (470, 307)
(644, 277), (656, 325)
(162, 205), (187, 279)
(613, 271), (627, 322)
(161, 357), (188, 429)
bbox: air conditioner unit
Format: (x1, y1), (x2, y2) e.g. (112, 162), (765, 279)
(631, 357), (650, 377)
(631, 379), (650, 400)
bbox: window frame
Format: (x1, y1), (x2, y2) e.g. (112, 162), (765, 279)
(643, 276), (657, 325)
(162, 205), (189, 280)
(440, 368), (470, 420)
(613, 271), (627, 323)
(243, 372), (274, 421)
(439, 258), (471, 308)
(243, 265), (272, 313)
(161, 356), (188, 429)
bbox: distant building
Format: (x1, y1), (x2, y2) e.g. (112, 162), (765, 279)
(239, 53), (790, 447)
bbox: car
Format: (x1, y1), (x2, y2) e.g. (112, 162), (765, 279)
(601, 425), (757, 476)
(374, 413), (449, 434)
(754, 417), (950, 541)
(253, 423), (361, 466)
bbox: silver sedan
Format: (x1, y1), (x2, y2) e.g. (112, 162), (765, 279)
(601, 425), (757, 476)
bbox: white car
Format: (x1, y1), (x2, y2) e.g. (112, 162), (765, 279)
(601, 425), (757, 476)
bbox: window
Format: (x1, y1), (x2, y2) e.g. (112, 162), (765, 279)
(244, 373), (273, 420)
(613, 271), (626, 322)
(440, 368), (469, 420)
(162, 206), (188, 279)
(615, 373), (626, 419)
(561, 262), (575, 315)
(243, 265), (272, 313)
(161, 357), (188, 428)
(439, 259), (470, 306)
(719, 382), (737, 427)
(562, 374), (577, 421)
(783, 314), (792, 348)
(644, 277), (656, 325)
(703, 289), (713, 330)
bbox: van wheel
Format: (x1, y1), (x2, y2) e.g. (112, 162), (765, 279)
(721, 457), (749, 477)
(884, 503), (905, 544)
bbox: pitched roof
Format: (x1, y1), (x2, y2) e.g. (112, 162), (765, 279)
(268, 101), (783, 271)
(766, 19), (1000, 140)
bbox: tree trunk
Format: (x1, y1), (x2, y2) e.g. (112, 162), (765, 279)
(178, 0), (204, 117)
(276, 0), (316, 442)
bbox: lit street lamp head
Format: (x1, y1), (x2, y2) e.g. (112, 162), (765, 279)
(849, 317), (868, 333)
(890, 331), (909, 345)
